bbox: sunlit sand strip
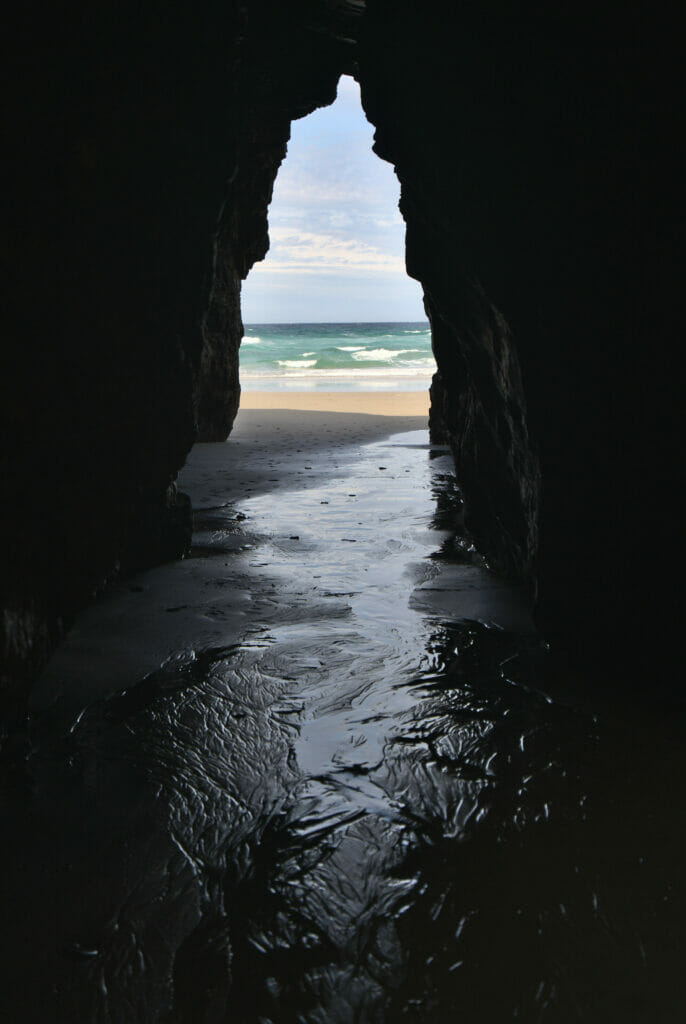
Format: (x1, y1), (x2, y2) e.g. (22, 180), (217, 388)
(239, 390), (430, 416)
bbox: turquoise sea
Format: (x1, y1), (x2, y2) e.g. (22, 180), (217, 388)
(240, 322), (435, 391)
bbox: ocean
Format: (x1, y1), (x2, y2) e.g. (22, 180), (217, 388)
(240, 322), (435, 391)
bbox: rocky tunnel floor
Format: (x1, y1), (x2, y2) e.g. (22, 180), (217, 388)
(1, 417), (684, 1022)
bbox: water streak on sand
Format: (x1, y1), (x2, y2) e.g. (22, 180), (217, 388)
(5, 420), (683, 1022)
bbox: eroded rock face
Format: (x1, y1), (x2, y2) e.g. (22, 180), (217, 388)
(358, 1), (682, 689)
(195, 3), (353, 439)
(0, 2), (359, 711)
(2, 1), (682, 710)
(2, 3), (247, 711)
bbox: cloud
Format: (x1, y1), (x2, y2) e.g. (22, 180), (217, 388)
(373, 215), (403, 228)
(328, 211), (353, 228)
(262, 227), (406, 275)
(242, 75), (424, 321)
(271, 171), (393, 207)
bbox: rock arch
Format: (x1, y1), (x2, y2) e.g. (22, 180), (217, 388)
(2, 1), (681, 711)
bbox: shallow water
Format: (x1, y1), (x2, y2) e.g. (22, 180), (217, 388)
(2, 431), (683, 1022)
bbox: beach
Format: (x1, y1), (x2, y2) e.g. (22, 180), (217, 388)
(19, 386), (670, 1024)
(239, 388), (430, 416)
(21, 384), (538, 1024)
(31, 386), (530, 710)
(30, 389), (436, 712)
(234, 388), (430, 453)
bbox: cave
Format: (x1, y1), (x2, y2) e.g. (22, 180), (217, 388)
(3, 0), (682, 705)
(2, 1), (683, 1020)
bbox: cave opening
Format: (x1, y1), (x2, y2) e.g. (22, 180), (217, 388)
(2, 4), (683, 1019)
(239, 73), (434, 398)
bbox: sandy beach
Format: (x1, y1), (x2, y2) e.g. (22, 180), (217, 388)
(20, 385), (547, 1024)
(31, 391), (435, 711)
(218, 390), (432, 488)
(236, 389), (430, 446)
(33, 388), (533, 718)
(239, 389), (430, 416)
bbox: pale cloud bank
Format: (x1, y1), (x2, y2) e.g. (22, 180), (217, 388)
(263, 227), (406, 275)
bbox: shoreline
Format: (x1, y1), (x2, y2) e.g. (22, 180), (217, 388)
(230, 391), (430, 453)
(31, 405), (436, 713)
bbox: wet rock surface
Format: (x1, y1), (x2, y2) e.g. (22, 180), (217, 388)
(2, 428), (682, 1021)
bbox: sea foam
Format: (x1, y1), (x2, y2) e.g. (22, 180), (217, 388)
(352, 348), (413, 362)
(240, 322), (435, 392)
(242, 367), (434, 379)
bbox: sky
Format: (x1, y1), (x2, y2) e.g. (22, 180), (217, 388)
(240, 75), (426, 324)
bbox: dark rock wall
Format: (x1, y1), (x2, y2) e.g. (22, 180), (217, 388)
(2, 1), (681, 709)
(1, 1), (356, 711)
(359, 1), (682, 688)
(2, 3), (245, 709)
(359, 2), (547, 582)
(195, 2), (355, 440)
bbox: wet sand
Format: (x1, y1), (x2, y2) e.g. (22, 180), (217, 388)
(188, 392), (430, 507)
(29, 395), (434, 717)
(8, 393), (683, 1022)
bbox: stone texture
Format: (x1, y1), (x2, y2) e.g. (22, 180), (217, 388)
(1, 3), (247, 714)
(359, 0), (682, 690)
(1, 1), (682, 714)
(195, 3), (356, 440)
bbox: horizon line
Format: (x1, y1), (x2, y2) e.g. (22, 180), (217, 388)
(243, 319), (429, 326)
